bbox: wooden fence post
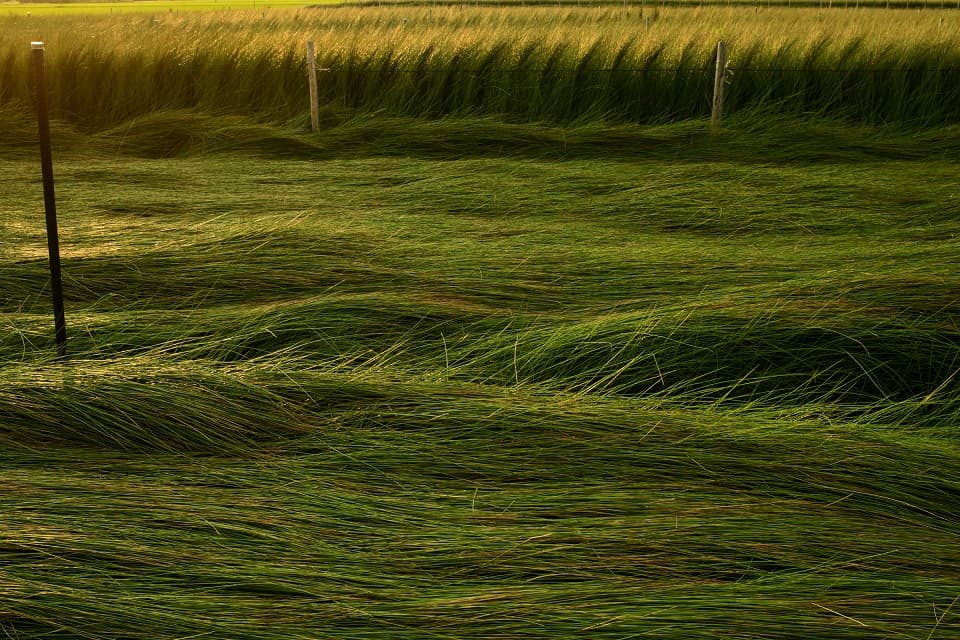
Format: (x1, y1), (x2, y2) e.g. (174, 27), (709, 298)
(31, 41), (68, 359)
(307, 41), (320, 133)
(711, 40), (728, 132)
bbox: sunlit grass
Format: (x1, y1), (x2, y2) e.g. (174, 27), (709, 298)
(1, 7), (959, 125)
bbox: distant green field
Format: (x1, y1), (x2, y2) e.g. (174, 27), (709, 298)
(1, 0), (326, 14)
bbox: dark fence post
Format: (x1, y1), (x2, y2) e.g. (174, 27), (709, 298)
(307, 41), (320, 133)
(32, 41), (68, 359)
(711, 40), (728, 133)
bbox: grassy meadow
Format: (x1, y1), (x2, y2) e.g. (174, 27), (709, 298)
(2, 4), (960, 639)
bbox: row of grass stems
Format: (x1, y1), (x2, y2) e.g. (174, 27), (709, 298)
(2, 36), (960, 126)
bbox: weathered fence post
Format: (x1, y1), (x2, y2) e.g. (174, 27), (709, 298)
(307, 41), (320, 133)
(31, 41), (67, 359)
(711, 40), (728, 132)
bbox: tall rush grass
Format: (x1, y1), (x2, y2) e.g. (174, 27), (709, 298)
(1, 7), (960, 126)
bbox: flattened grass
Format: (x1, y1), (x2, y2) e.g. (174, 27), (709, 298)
(2, 111), (960, 637)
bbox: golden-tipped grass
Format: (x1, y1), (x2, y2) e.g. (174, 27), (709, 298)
(1, 7), (959, 125)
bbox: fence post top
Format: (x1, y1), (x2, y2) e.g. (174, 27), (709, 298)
(31, 41), (45, 50)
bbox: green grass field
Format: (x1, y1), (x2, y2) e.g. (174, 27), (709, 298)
(2, 0), (327, 16)
(2, 5), (960, 639)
